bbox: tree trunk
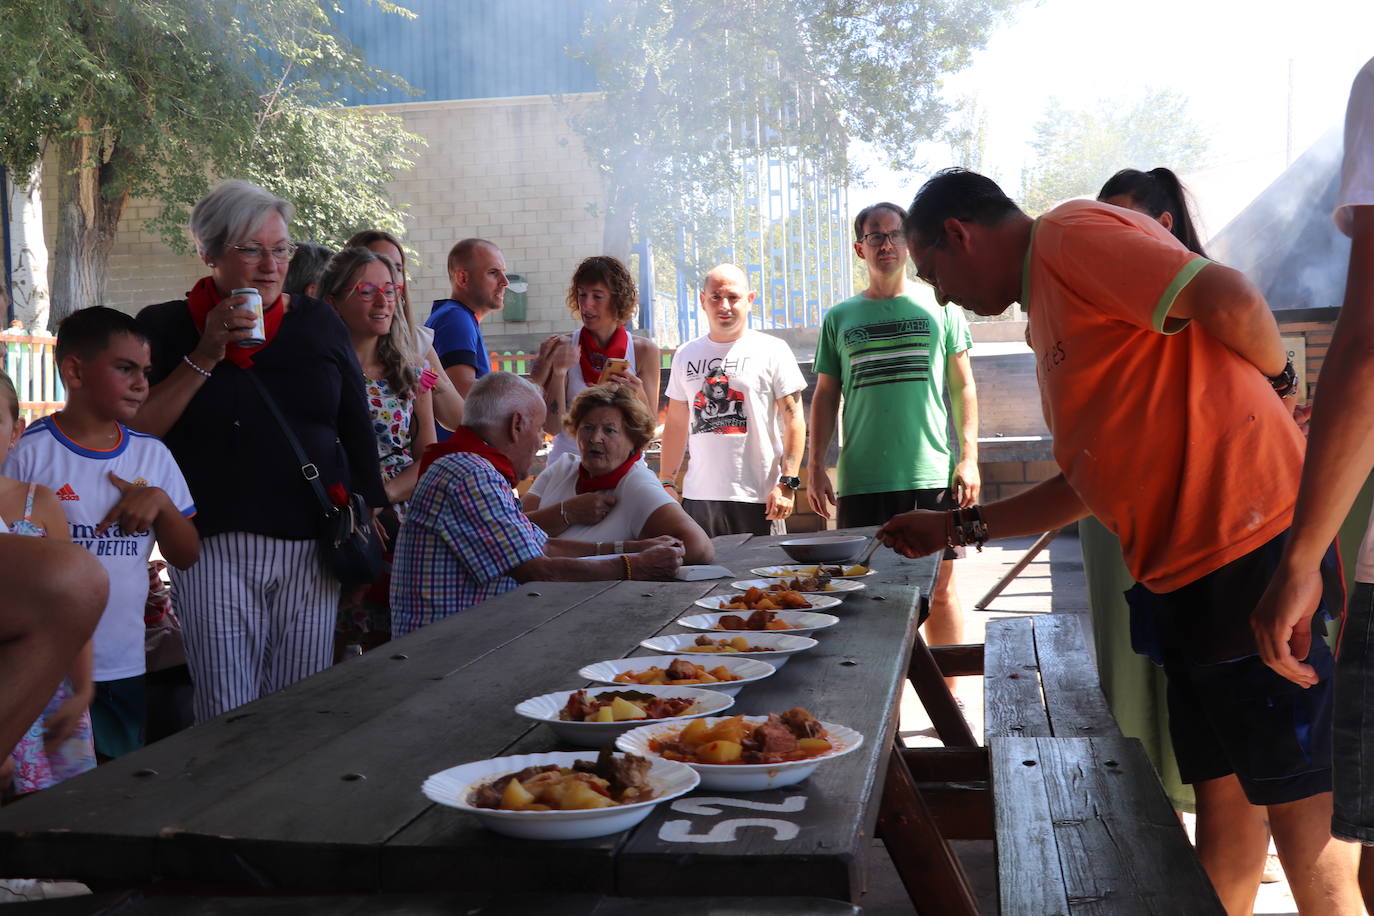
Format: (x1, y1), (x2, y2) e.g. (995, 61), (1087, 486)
(7, 161), (52, 332)
(50, 132), (127, 325)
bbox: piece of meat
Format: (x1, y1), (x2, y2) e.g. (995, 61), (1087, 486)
(781, 707), (825, 739)
(665, 658), (699, 681)
(744, 609), (775, 630)
(598, 752), (652, 794)
(717, 614), (747, 630)
(560, 689), (600, 721)
(753, 719), (800, 755)
(644, 697), (695, 719)
(695, 634), (716, 646)
(469, 782), (504, 809)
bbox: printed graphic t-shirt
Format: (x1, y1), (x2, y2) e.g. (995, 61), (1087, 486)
(814, 291), (972, 496)
(4, 418), (195, 680)
(665, 329), (806, 503)
(1024, 199), (1304, 593)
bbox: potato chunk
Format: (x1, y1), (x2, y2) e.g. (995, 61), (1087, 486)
(697, 740), (744, 764)
(610, 696), (648, 721)
(500, 777), (536, 811)
(678, 717), (712, 745)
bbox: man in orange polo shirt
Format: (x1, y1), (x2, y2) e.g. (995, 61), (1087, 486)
(878, 168), (1359, 915)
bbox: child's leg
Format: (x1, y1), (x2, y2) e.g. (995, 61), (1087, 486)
(263, 539), (339, 696)
(0, 538), (105, 754)
(172, 532), (272, 722)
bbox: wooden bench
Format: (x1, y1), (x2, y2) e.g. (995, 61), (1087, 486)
(982, 615), (1222, 914)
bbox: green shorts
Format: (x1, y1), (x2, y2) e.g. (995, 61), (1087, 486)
(91, 674), (146, 760)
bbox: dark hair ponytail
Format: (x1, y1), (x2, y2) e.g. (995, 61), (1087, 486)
(1098, 167), (1208, 258)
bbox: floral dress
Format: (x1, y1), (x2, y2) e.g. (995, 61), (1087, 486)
(367, 375), (417, 493)
(4, 483), (97, 795)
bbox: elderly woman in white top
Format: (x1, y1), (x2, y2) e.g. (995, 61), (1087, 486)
(523, 384), (713, 564)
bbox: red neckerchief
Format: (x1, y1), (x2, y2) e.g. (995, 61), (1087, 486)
(186, 276), (284, 369)
(419, 427), (517, 487)
(576, 451), (642, 494)
(578, 325), (629, 386)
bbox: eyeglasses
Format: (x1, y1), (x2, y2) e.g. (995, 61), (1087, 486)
(351, 282), (400, 301)
(230, 243), (298, 263)
(859, 230), (905, 248)
(911, 232), (949, 306)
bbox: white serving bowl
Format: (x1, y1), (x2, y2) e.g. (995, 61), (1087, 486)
(616, 716), (865, 792)
(778, 535), (868, 563)
(515, 685), (733, 748)
(578, 654), (777, 697)
(675, 610), (840, 638)
(638, 632), (818, 670)
(730, 577), (867, 600)
(750, 564), (876, 580)
(693, 592), (843, 612)
(421, 751), (699, 840)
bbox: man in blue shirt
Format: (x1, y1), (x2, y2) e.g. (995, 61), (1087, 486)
(427, 238), (509, 398)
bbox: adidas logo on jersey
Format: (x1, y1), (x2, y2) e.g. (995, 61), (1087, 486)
(55, 484), (79, 501)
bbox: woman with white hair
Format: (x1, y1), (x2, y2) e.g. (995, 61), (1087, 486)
(133, 179), (386, 722)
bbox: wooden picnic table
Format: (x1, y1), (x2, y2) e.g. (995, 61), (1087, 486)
(0, 528), (938, 905)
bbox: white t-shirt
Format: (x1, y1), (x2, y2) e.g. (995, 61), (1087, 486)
(1335, 57), (1374, 238)
(4, 418), (195, 681)
(527, 452), (672, 543)
(1337, 58), (1374, 583)
(548, 327), (641, 464)
(665, 329), (806, 503)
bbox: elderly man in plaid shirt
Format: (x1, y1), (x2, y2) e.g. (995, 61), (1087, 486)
(390, 372), (684, 636)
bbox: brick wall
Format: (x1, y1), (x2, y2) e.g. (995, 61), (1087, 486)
(44, 94), (608, 326)
(1277, 313), (1338, 401)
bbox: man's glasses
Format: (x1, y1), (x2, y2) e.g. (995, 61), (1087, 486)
(230, 243), (298, 263)
(352, 282), (400, 301)
(859, 231), (905, 248)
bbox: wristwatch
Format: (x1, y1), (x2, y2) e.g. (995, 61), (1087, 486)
(778, 475), (801, 491)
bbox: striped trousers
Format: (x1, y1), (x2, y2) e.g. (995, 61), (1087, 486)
(170, 532), (339, 723)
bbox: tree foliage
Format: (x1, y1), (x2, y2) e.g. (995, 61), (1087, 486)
(567, 0), (1023, 267)
(0, 0), (424, 320)
(1020, 88), (1210, 214)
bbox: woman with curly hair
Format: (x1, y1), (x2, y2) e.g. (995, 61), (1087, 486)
(534, 256), (660, 462)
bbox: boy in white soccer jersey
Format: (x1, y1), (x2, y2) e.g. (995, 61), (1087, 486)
(4, 308), (200, 759)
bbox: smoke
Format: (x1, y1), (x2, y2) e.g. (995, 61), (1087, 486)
(1208, 127), (1350, 311)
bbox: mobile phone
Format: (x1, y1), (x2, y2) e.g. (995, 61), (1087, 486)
(598, 357), (631, 384)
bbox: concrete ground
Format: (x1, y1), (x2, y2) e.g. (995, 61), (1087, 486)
(857, 530), (1303, 916)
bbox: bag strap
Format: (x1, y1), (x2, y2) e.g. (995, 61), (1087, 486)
(243, 370), (335, 517)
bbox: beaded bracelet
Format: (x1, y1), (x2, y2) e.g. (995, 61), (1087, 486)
(621, 554), (633, 580)
(182, 354), (213, 378)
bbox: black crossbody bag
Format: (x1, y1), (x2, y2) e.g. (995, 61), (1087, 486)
(246, 371), (384, 586)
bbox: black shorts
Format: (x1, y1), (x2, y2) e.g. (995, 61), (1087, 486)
(681, 499), (770, 538)
(1124, 532), (1340, 805)
(837, 488), (963, 560)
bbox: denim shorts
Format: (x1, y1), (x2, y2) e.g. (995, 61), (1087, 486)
(1125, 532), (1338, 806)
(1334, 582), (1374, 843)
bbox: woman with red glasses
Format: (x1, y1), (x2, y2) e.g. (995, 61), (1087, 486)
(133, 180), (385, 722)
(319, 247), (436, 649)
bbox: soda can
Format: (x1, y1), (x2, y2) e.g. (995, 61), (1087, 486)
(231, 288), (266, 347)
